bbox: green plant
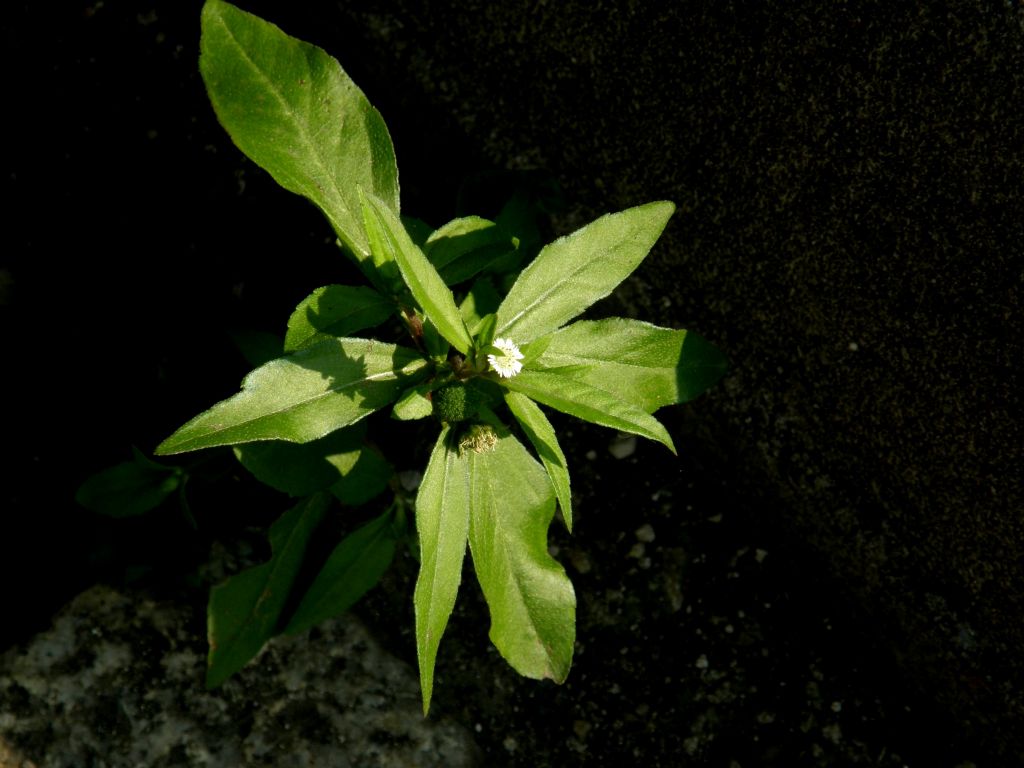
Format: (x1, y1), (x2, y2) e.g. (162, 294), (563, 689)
(131, 0), (725, 712)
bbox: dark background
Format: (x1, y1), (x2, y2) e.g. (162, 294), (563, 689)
(3, 1), (1022, 765)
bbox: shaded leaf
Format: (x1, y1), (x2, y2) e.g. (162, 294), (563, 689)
(495, 201), (674, 343)
(156, 338), (428, 455)
(75, 448), (182, 517)
(459, 278), (502, 334)
(230, 329), (284, 368)
(285, 285), (394, 352)
(329, 443), (393, 506)
(425, 216), (518, 285)
(233, 422), (390, 504)
(393, 383), (436, 421)
(206, 493), (329, 688)
(283, 509), (400, 635)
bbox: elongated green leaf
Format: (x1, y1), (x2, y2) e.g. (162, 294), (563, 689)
(504, 392), (573, 532)
(425, 216), (518, 285)
(206, 493), (329, 688)
(75, 449), (182, 517)
(199, 0), (399, 281)
(495, 201), (675, 343)
(533, 318), (727, 412)
(361, 191), (474, 355)
(156, 339), (428, 455)
(283, 509), (399, 636)
(459, 278), (502, 333)
(233, 421), (390, 504)
(467, 431), (575, 682)
(285, 285), (394, 352)
(414, 427), (470, 714)
(505, 370), (676, 453)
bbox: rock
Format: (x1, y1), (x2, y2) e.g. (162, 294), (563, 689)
(0, 586), (478, 767)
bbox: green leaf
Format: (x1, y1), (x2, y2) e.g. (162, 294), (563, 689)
(229, 329), (284, 368)
(534, 318), (727, 412)
(422, 317), (451, 360)
(329, 444), (393, 506)
(459, 278), (502, 333)
(283, 508), (399, 636)
(233, 422), (390, 504)
(284, 285), (395, 352)
(156, 338), (428, 455)
(504, 392), (573, 532)
(472, 314), (498, 351)
(402, 215), (434, 249)
(361, 191), (474, 355)
(413, 427), (470, 714)
(494, 201), (675, 343)
(392, 383), (436, 420)
(466, 430), (575, 682)
(206, 493), (329, 688)
(75, 448), (182, 517)
(199, 0), (400, 284)
(505, 369), (676, 453)
(425, 216), (519, 285)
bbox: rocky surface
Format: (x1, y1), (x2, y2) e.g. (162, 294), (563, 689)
(0, 586), (477, 767)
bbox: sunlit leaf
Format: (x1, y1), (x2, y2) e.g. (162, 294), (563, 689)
(495, 201), (674, 342)
(200, 0), (400, 287)
(504, 391), (573, 531)
(533, 318), (727, 412)
(466, 430), (575, 682)
(505, 369), (676, 453)
(413, 427), (470, 714)
(156, 339), (428, 454)
(285, 285), (394, 352)
(361, 191), (473, 354)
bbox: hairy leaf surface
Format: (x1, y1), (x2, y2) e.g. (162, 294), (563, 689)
(200, 0), (399, 284)
(156, 339), (427, 454)
(361, 192), (473, 354)
(413, 428), (470, 714)
(467, 431), (575, 682)
(504, 392), (573, 531)
(494, 201), (674, 342)
(505, 370), (676, 453)
(533, 318), (728, 412)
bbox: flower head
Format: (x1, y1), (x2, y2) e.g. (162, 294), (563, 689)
(487, 337), (524, 379)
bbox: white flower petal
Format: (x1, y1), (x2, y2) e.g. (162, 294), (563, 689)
(487, 338), (524, 378)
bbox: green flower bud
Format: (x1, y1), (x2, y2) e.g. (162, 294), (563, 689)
(433, 384), (480, 424)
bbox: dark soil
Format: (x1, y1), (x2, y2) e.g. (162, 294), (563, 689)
(1, 2), (991, 765)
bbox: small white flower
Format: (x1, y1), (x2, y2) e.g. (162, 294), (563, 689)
(487, 337), (524, 379)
